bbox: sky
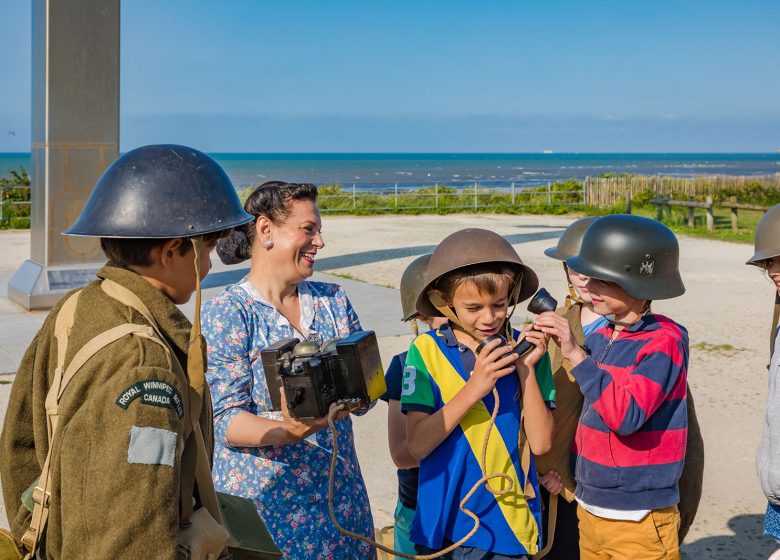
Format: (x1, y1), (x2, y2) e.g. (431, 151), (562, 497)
(0, 0), (778, 152)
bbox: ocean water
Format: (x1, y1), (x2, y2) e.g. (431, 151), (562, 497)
(1, 152), (779, 189)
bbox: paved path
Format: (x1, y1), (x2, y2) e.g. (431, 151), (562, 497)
(0, 214), (777, 558)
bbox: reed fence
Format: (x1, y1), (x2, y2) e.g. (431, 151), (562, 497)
(585, 174), (780, 207)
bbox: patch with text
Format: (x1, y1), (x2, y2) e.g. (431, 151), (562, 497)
(116, 379), (184, 418)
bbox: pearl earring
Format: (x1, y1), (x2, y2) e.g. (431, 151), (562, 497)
(264, 239), (274, 249)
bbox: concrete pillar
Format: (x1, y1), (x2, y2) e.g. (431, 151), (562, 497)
(9, 0), (119, 309)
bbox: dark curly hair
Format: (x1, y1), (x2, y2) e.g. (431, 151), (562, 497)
(216, 181), (318, 265)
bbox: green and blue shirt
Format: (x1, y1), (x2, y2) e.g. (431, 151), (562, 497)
(400, 323), (555, 556)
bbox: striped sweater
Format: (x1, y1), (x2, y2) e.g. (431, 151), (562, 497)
(570, 313), (689, 510)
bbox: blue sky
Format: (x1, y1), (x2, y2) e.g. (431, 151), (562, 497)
(1, 0), (778, 152)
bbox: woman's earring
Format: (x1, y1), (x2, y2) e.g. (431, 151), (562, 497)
(263, 239), (274, 249)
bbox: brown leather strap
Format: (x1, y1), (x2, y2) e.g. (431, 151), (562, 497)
(532, 493), (558, 560)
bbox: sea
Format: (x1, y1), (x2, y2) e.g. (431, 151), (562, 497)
(1, 153), (779, 190)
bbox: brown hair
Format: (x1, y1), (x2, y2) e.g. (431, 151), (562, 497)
(217, 181), (318, 264)
(100, 231), (226, 267)
(431, 262), (517, 305)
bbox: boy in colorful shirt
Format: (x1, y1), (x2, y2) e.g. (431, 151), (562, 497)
(535, 215), (689, 560)
(400, 228), (556, 559)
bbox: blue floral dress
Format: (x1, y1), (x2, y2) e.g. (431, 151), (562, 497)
(202, 279), (375, 559)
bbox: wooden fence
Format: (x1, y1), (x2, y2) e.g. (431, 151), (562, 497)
(585, 174), (780, 207)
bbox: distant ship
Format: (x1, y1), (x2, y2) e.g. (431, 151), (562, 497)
(542, 150), (554, 154)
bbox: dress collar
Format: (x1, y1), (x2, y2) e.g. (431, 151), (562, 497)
(238, 279), (316, 337)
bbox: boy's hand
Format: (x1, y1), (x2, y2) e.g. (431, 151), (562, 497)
(534, 312), (588, 366)
(539, 470), (563, 495)
(467, 337), (518, 399)
(517, 324), (549, 368)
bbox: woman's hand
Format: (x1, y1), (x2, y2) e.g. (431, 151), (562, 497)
(279, 388), (353, 443)
(539, 470), (563, 495)
(465, 337), (518, 400)
(533, 311), (588, 366)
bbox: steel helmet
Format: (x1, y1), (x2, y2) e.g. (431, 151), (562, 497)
(416, 228), (539, 317)
(544, 216), (599, 261)
(64, 144), (253, 238)
(400, 254), (432, 321)
(746, 203), (780, 266)
(566, 214), (685, 301)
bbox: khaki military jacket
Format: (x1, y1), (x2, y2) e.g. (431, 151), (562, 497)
(0, 264), (212, 559)
(535, 302), (585, 503)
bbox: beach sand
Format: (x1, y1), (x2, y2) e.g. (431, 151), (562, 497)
(0, 213), (776, 558)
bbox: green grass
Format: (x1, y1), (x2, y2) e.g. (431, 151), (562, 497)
(631, 206), (763, 244)
(327, 271), (394, 290)
(691, 341), (746, 355)
(206, 181), (772, 245)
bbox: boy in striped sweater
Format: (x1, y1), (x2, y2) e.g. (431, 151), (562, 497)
(534, 215), (688, 560)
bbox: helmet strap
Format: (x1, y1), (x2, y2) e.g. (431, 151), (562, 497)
(428, 291), (463, 330)
(504, 272), (524, 326)
(562, 263), (584, 306)
(188, 236), (206, 391)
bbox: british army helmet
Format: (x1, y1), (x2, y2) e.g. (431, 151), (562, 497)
(64, 144), (252, 238)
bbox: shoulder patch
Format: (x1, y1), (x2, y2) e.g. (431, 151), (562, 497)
(116, 379), (184, 418)
(128, 426), (177, 467)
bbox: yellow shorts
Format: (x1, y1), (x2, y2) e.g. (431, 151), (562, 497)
(577, 504), (680, 560)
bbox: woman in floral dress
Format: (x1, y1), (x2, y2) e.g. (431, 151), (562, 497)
(202, 181), (374, 559)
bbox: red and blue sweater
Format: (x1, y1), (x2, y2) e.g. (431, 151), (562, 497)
(571, 313), (688, 511)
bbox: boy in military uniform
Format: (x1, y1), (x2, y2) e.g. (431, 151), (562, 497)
(0, 145), (253, 559)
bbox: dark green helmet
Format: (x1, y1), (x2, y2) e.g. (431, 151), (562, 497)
(64, 144), (253, 238)
(544, 216), (599, 261)
(746, 203), (780, 266)
(566, 214), (685, 301)
(400, 254), (431, 321)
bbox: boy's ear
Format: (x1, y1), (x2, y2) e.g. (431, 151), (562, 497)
(159, 238), (184, 268)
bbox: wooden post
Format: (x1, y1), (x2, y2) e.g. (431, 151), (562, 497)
(625, 191), (632, 214)
(435, 183), (439, 209)
(474, 182), (478, 210)
(706, 196), (714, 231)
(547, 182), (552, 205)
(583, 178), (588, 206)
(352, 183), (356, 209)
(687, 196), (695, 227)
(511, 181), (515, 205)
(656, 199), (663, 221)
(730, 196), (738, 231)
(394, 183), (398, 208)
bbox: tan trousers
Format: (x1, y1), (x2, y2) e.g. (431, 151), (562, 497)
(577, 504), (681, 560)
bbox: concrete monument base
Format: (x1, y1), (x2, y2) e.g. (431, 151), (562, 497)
(8, 260), (102, 309)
